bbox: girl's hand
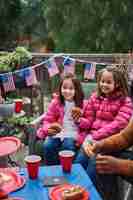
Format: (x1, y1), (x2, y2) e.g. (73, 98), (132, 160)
(83, 143), (95, 157)
(48, 128), (59, 136)
(48, 123), (62, 136)
(50, 122), (62, 132)
(83, 140), (103, 156)
(71, 107), (82, 122)
(96, 154), (122, 174)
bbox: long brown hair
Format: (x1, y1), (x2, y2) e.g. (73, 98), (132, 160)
(97, 65), (129, 97)
(58, 74), (84, 107)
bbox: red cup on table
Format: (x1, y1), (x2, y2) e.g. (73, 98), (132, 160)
(59, 150), (75, 173)
(24, 155), (41, 179)
(14, 99), (23, 113)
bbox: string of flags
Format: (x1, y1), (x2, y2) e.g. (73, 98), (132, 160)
(63, 56), (76, 75)
(84, 63), (96, 80)
(0, 54), (132, 94)
(47, 58), (59, 77)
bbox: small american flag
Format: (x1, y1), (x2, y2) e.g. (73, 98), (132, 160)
(84, 63), (96, 80)
(1, 72), (16, 92)
(63, 57), (75, 75)
(25, 67), (38, 86)
(47, 58), (59, 77)
(127, 64), (133, 82)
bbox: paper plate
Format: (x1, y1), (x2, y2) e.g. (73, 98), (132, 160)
(0, 168), (26, 198)
(49, 184), (89, 200)
(0, 137), (21, 157)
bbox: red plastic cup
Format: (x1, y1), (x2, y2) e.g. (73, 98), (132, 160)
(59, 150), (75, 173)
(14, 99), (23, 113)
(24, 155), (41, 179)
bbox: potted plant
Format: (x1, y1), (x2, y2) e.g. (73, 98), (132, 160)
(0, 46), (32, 72)
(6, 116), (35, 144)
(0, 47), (32, 114)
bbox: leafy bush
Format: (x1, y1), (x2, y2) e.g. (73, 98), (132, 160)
(7, 116), (35, 126)
(0, 46), (32, 71)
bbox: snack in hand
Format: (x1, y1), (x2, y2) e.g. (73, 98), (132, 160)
(71, 107), (82, 121)
(48, 123), (62, 136)
(50, 123), (62, 132)
(62, 185), (84, 200)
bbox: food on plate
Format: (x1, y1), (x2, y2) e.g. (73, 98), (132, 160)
(62, 185), (84, 200)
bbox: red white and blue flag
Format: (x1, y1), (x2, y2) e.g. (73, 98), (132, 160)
(1, 72), (16, 92)
(47, 58), (59, 77)
(25, 67), (38, 86)
(63, 57), (75, 75)
(84, 63), (96, 80)
(128, 64), (133, 82)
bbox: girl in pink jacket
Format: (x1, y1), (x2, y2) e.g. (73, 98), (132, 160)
(79, 65), (133, 142)
(37, 74), (84, 165)
(75, 65), (133, 183)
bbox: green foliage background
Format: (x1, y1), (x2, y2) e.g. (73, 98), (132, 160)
(0, 0), (133, 52)
(44, 0), (133, 53)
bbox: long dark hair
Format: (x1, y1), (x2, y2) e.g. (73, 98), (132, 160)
(58, 74), (84, 107)
(97, 65), (129, 97)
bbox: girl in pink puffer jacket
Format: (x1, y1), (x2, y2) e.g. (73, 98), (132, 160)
(37, 74), (85, 165)
(75, 66), (133, 182)
(79, 65), (133, 142)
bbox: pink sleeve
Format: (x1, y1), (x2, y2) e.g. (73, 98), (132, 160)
(93, 97), (133, 140)
(79, 93), (96, 129)
(36, 99), (59, 139)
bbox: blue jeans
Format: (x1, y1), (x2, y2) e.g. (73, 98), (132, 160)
(74, 148), (96, 184)
(75, 148), (133, 185)
(43, 137), (77, 165)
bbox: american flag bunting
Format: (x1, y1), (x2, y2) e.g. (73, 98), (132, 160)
(47, 58), (59, 77)
(63, 57), (75, 75)
(84, 63), (96, 80)
(25, 68), (38, 86)
(128, 64), (133, 82)
(1, 73), (16, 92)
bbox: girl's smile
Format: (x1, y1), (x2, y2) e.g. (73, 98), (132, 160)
(100, 71), (115, 95)
(61, 79), (75, 101)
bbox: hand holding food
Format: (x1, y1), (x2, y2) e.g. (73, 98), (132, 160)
(83, 140), (104, 156)
(48, 123), (62, 136)
(83, 140), (95, 156)
(71, 107), (82, 122)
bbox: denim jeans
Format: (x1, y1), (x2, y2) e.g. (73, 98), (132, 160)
(75, 148), (133, 186)
(43, 137), (77, 165)
(74, 148), (96, 184)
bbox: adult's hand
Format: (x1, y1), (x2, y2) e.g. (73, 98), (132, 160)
(96, 154), (122, 174)
(71, 107), (82, 122)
